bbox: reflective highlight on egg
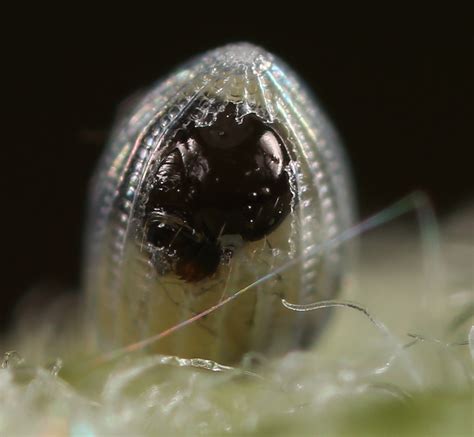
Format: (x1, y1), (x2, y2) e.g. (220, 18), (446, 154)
(84, 43), (355, 364)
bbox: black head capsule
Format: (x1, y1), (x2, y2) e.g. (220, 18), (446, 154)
(145, 103), (294, 282)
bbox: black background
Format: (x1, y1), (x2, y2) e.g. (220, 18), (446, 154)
(1, 10), (472, 330)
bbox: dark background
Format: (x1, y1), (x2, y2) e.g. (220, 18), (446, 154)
(1, 11), (472, 330)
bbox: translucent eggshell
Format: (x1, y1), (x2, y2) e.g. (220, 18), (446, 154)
(84, 43), (355, 364)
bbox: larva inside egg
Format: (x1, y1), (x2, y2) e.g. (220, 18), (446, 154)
(84, 43), (354, 364)
(144, 102), (294, 283)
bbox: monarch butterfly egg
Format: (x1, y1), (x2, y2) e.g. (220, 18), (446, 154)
(84, 43), (355, 364)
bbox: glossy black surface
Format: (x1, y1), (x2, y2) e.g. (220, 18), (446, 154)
(145, 103), (294, 282)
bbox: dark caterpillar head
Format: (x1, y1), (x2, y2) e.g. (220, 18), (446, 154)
(145, 103), (294, 282)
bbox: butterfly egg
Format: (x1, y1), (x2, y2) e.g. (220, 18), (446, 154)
(84, 43), (355, 364)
